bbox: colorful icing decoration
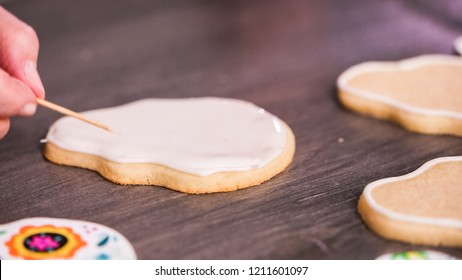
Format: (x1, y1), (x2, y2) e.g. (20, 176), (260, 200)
(45, 98), (288, 176)
(455, 36), (462, 55)
(6, 225), (85, 259)
(0, 218), (136, 260)
(376, 250), (456, 260)
(97, 234), (110, 247)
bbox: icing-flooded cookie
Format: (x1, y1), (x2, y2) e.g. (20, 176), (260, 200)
(455, 36), (462, 55)
(358, 156), (462, 247)
(376, 250), (456, 260)
(0, 217), (136, 259)
(337, 55), (462, 136)
(44, 98), (295, 194)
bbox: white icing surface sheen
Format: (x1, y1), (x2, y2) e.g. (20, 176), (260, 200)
(46, 98), (287, 176)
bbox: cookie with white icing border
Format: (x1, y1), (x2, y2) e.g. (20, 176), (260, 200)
(337, 55), (462, 136)
(455, 36), (462, 55)
(44, 98), (295, 194)
(358, 156), (462, 247)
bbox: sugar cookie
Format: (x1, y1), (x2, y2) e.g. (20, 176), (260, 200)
(337, 55), (462, 136)
(358, 156), (462, 247)
(0, 217), (136, 259)
(44, 98), (295, 194)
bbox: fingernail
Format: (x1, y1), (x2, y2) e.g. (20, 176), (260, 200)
(20, 103), (37, 116)
(24, 60), (45, 97)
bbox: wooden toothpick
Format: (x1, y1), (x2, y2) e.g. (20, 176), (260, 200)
(37, 99), (111, 132)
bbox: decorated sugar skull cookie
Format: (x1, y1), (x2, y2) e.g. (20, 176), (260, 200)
(0, 217), (136, 260)
(376, 250), (456, 260)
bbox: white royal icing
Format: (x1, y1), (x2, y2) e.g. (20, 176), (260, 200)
(337, 55), (462, 120)
(363, 156), (462, 229)
(455, 36), (462, 55)
(45, 98), (287, 176)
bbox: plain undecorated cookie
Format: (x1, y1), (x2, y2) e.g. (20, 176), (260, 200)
(44, 98), (296, 194)
(337, 55), (462, 136)
(358, 156), (462, 248)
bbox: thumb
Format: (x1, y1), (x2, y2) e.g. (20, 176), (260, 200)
(0, 7), (45, 99)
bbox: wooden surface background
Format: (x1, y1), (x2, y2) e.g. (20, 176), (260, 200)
(1, 0), (461, 259)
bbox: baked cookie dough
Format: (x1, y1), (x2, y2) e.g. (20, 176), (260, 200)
(337, 55), (462, 136)
(358, 156), (462, 248)
(44, 98), (295, 194)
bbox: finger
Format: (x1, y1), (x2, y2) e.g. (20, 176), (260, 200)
(0, 6), (45, 99)
(0, 68), (37, 118)
(0, 118), (10, 139)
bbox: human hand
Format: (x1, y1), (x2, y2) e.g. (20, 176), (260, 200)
(0, 6), (45, 139)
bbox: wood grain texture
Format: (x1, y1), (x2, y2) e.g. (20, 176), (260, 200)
(1, 0), (461, 259)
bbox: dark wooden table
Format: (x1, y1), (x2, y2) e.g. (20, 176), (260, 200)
(1, 0), (461, 259)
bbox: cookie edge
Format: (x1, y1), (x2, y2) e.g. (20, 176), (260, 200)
(43, 122), (296, 194)
(358, 156), (462, 247)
